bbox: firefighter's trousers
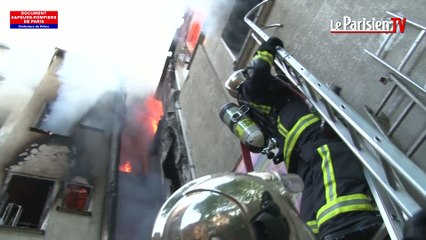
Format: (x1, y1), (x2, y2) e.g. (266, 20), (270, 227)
(276, 97), (381, 239)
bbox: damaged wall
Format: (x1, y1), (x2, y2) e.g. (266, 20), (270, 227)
(0, 48), (120, 240)
(9, 142), (71, 179)
(0, 94), (118, 240)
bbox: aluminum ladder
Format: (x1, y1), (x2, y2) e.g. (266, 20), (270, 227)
(243, 1), (426, 239)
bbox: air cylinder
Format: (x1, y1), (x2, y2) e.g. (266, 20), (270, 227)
(219, 102), (265, 153)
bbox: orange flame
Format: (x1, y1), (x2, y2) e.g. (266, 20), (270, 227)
(144, 95), (163, 134)
(119, 161), (132, 173)
(118, 94), (163, 175)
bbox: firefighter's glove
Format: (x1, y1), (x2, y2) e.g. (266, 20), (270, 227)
(257, 37), (284, 58)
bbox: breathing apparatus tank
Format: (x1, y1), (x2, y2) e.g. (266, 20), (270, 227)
(219, 102), (266, 153)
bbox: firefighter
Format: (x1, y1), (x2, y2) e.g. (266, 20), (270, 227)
(151, 171), (316, 240)
(224, 37), (383, 239)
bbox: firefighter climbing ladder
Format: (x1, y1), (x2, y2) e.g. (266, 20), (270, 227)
(244, 1), (426, 239)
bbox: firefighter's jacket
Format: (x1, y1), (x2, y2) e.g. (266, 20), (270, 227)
(239, 50), (380, 238)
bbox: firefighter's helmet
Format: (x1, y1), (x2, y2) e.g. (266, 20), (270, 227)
(225, 69), (247, 98)
(151, 172), (315, 240)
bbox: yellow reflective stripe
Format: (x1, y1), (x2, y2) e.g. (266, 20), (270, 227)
(316, 194), (375, 229)
(278, 123), (287, 137)
(283, 114), (320, 168)
(253, 50), (274, 66)
(318, 144), (337, 203)
(249, 102), (271, 115)
(277, 116), (288, 137)
(306, 220), (319, 234)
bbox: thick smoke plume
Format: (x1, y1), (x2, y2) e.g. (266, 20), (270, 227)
(0, 46), (52, 126)
(40, 51), (122, 135)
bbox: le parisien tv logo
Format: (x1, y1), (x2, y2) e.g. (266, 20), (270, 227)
(330, 16), (406, 34)
(10, 11), (58, 29)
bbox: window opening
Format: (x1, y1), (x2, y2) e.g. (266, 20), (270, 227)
(221, 0), (262, 56)
(56, 181), (92, 216)
(0, 175), (54, 229)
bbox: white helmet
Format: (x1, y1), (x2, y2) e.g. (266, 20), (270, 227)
(151, 172), (315, 240)
(225, 69), (247, 98)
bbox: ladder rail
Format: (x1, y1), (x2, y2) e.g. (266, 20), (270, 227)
(244, 0), (426, 225)
(365, 171), (404, 240)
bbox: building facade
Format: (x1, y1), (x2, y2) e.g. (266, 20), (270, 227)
(0, 48), (123, 240)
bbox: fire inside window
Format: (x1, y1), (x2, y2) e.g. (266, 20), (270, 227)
(221, 0), (262, 56)
(62, 183), (91, 212)
(186, 12), (204, 55)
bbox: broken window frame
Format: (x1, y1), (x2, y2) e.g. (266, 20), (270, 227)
(56, 181), (93, 216)
(30, 101), (75, 137)
(0, 173), (58, 233)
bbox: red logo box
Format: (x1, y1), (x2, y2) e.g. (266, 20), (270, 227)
(10, 11), (58, 29)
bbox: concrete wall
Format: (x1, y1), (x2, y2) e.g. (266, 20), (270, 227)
(43, 130), (110, 240)
(0, 57), (61, 182)
(178, 0), (426, 176)
(179, 46), (242, 177)
(178, 2), (243, 177)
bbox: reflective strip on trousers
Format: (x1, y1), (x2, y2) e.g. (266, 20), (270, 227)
(316, 194), (376, 228)
(306, 220), (319, 234)
(277, 115), (288, 137)
(282, 113), (320, 169)
(315, 144), (375, 229)
(318, 145), (337, 203)
(249, 102), (271, 115)
(254, 50), (274, 66)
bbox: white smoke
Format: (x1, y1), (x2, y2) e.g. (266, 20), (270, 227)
(183, 0), (232, 37)
(0, 0), (235, 127)
(0, 0), (189, 132)
(40, 50), (123, 135)
(0, 45), (53, 125)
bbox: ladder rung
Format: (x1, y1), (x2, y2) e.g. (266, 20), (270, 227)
(323, 100), (337, 122)
(387, 101), (415, 137)
(407, 129), (426, 157)
(374, 84), (398, 116)
(347, 124), (362, 150)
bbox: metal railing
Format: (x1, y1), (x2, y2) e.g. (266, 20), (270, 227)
(244, 1), (426, 239)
